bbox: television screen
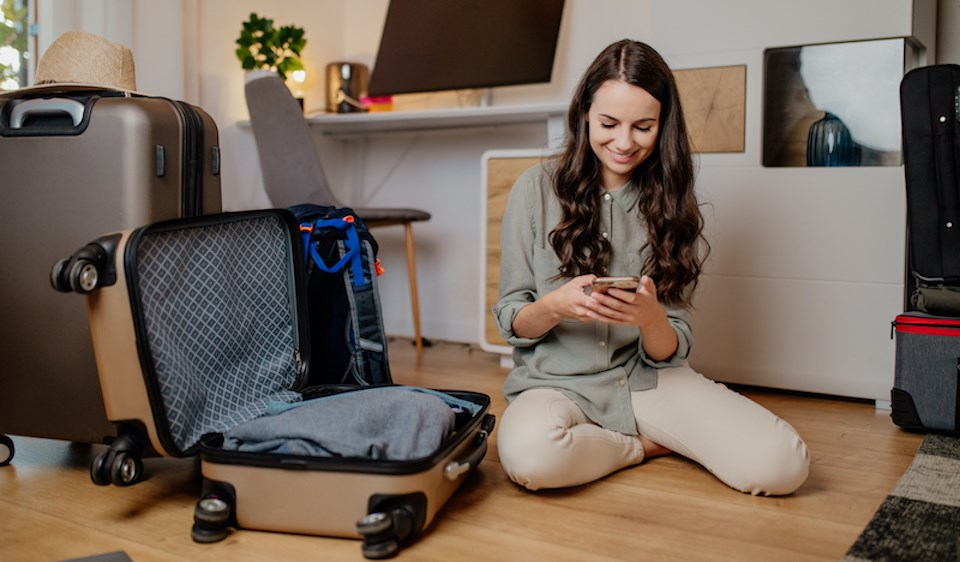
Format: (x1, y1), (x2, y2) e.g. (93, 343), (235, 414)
(367, 0), (565, 97)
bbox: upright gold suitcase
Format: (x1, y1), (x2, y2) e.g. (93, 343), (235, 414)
(0, 86), (221, 464)
(53, 209), (493, 558)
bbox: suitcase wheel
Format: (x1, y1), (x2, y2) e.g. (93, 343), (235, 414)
(191, 496), (232, 543)
(361, 535), (399, 560)
(90, 432), (145, 486)
(49, 258), (71, 292)
(0, 434), (14, 466)
(109, 451), (144, 486)
(68, 258), (101, 294)
(357, 508), (415, 560)
(50, 242), (109, 294)
(90, 451), (111, 485)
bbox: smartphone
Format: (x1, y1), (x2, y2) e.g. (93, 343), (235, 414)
(590, 275), (640, 294)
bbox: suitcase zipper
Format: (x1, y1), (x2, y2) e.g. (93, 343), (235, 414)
(166, 99), (205, 217)
(892, 315), (960, 338)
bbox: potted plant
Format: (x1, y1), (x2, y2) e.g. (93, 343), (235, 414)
(235, 12), (306, 80)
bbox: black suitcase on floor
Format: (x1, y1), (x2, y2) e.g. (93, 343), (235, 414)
(0, 86), (222, 465)
(892, 64), (960, 434)
(900, 64), (960, 294)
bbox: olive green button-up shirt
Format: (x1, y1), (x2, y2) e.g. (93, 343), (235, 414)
(492, 163), (693, 436)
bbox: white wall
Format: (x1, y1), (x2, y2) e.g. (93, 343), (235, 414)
(37, 0), (957, 399)
(940, 1), (960, 64)
(648, 0), (935, 400)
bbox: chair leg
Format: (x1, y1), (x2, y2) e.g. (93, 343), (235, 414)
(403, 222), (423, 358)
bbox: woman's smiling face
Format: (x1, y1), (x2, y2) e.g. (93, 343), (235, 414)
(587, 79), (662, 190)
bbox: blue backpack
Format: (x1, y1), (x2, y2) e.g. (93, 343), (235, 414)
(289, 204), (392, 386)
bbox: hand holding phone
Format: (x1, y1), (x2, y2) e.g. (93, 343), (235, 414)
(590, 276), (640, 294)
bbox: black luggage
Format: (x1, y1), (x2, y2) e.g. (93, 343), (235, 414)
(53, 209), (493, 558)
(0, 86), (221, 465)
(900, 64), (960, 295)
(892, 64), (960, 434)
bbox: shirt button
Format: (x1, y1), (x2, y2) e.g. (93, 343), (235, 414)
(618, 379), (626, 386)
(604, 193), (612, 201)
(599, 340), (606, 347)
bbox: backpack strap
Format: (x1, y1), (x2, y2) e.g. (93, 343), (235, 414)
(299, 217), (366, 286)
(342, 241), (390, 385)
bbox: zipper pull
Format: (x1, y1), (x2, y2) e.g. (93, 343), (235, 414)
(890, 320), (896, 340)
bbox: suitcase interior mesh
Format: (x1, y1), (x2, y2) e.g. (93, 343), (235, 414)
(135, 214), (301, 452)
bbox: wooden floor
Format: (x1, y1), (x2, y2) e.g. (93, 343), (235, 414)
(0, 339), (922, 562)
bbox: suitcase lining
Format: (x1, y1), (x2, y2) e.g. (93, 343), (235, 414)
(130, 213), (304, 454)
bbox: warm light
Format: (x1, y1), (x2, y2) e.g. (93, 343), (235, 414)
(288, 69), (308, 105)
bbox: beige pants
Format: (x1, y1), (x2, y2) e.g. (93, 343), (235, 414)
(497, 367), (810, 495)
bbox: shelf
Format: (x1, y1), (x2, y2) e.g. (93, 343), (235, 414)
(305, 103), (568, 136)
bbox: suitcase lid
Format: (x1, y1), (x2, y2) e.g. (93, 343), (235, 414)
(126, 210), (309, 456)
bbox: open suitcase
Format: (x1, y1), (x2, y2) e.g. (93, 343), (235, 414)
(53, 209), (493, 558)
(892, 64), (960, 434)
(0, 86), (221, 465)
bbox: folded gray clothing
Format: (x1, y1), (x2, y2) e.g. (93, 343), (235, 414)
(221, 387), (455, 460)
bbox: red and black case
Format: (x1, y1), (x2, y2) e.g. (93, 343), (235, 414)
(893, 64), (960, 435)
(891, 314), (960, 434)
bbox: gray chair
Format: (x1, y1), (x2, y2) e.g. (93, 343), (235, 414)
(245, 75), (430, 357)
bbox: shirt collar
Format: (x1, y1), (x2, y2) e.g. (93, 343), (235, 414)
(605, 180), (640, 212)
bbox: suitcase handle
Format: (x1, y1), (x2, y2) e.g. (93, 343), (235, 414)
(10, 97), (86, 128)
(442, 414), (494, 481)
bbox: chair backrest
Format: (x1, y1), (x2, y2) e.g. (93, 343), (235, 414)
(244, 75), (342, 208)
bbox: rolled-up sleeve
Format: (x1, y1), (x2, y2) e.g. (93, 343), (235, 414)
(491, 169), (545, 347)
(638, 304), (693, 368)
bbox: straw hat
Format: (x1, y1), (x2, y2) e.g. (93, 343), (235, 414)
(7, 31), (138, 95)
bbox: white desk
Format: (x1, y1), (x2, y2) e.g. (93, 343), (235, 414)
(302, 104), (568, 207)
(306, 103), (568, 140)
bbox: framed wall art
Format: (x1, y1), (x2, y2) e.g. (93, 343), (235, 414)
(762, 38), (917, 167)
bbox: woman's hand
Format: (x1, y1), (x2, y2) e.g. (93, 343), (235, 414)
(586, 275), (678, 361)
(510, 274), (597, 339)
(586, 275), (662, 328)
(547, 274), (600, 323)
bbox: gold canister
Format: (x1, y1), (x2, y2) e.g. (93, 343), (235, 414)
(326, 62), (369, 113)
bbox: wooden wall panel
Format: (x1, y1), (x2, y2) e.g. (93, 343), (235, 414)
(674, 65), (747, 153)
(484, 155), (544, 350)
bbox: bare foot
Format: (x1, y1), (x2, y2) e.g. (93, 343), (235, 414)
(640, 435), (672, 459)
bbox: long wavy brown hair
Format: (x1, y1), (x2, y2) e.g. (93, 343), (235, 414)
(549, 39), (708, 307)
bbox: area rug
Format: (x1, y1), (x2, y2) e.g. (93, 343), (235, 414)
(843, 433), (960, 561)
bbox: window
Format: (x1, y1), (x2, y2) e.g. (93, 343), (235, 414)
(1, 0), (31, 91)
